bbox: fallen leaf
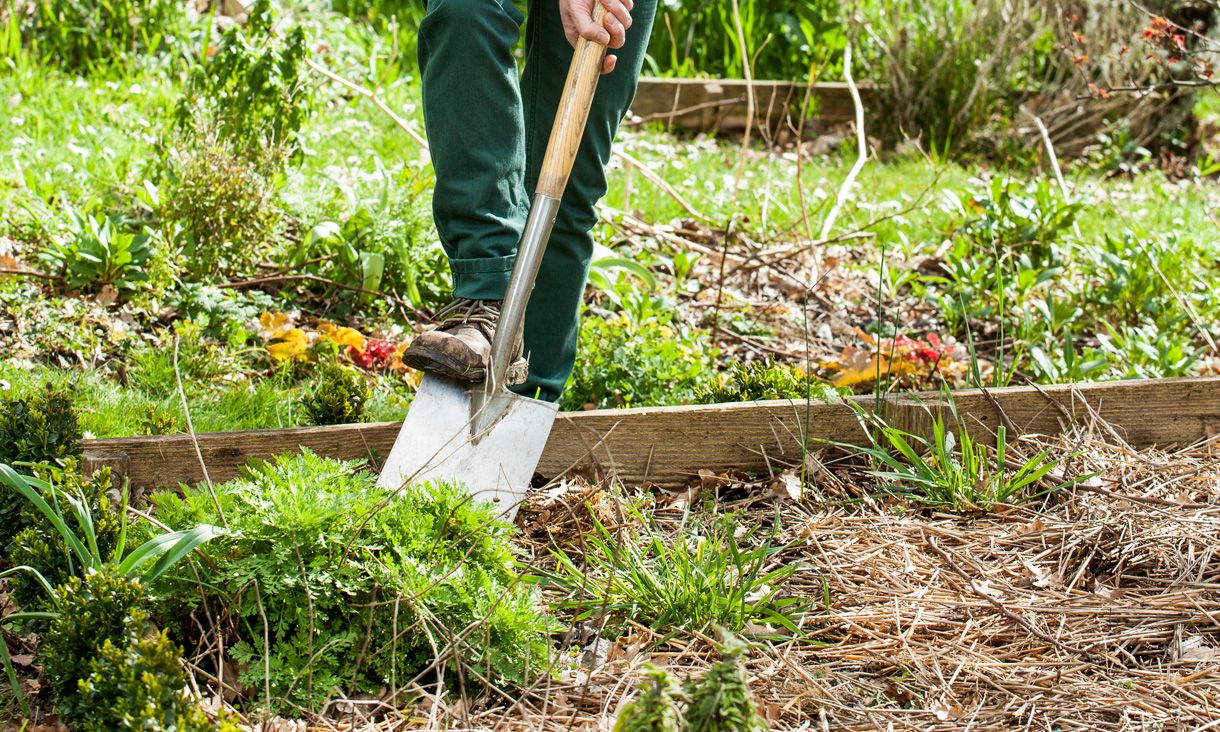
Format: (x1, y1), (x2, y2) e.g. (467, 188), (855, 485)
(771, 469), (803, 500)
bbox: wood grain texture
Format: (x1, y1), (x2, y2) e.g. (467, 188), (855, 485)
(535, 4), (608, 198)
(83, 377), (1220, 490)
(628, 78), (876, 133)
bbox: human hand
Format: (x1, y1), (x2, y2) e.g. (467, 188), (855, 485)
(558, 0), (633, 74)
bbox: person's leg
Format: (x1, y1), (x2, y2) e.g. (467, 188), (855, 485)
(417, 0), (529, 301)
(513, 0), (657, 402)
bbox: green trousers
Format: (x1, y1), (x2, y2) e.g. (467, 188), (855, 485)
(418, 0), (656, 402)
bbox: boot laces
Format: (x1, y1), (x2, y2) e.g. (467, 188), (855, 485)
(435, 298), (500, 335)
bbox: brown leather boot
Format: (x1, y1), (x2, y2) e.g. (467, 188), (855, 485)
(402, 299), (528, 385)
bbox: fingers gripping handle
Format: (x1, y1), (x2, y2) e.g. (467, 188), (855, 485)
(535, 3), (609, 199)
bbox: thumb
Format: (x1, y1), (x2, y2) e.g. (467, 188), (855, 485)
(575, 12), (612, 45)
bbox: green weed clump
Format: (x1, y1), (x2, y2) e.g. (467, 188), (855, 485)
(614, 639), (767, 732)
(695, 360), (839, 403)
(614, 666), (682, 732)
(160, 137), (286, 280)
(564, 309), (715, 410)
(543, 505), (804, 636)
(290, 203), (448, 313)
(682, 637), (768, 732)
(145, 451), (554, 712)
(846, 403), (1082, 511)
(302, 362), (370, 425)
(8, 0), (187, 73)
(38, 210), (154, 293)
(647, 0), (844, 80)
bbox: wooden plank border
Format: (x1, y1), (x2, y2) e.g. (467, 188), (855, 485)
(82, 377), (1220, 490)
(628, 78), (876, 133)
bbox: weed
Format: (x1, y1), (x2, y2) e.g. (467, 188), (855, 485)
(176, 0), (313, 163)
(301, 362), (370, 426)
(845, 403), (1079, 511)
(38, 210), (154, 293)
(563, 308), (716, 410)
(695, 359), (839, 403)
(145, 451), (554, 711)
(857, 0), (1050, 154)
(291, 202), (444, 312)
(170, 283), (274, 348)
(647, 0), (844, 80)
(12, 0), (187, 73)
(541, 504), (805, 636)
(683, 635), (768, 732)
(126, 321), (228, 399)
(160, 136), (285, 280)
(139, 405), (179, 436)
(614, 637), (767, 732)
(614, 666), (682, 732)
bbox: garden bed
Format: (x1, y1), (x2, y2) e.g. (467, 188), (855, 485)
(499, 426), (1220, 730)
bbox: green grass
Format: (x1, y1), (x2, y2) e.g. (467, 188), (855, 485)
(0, 363), (410, 438)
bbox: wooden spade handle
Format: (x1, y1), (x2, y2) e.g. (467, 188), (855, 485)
(535, 3), (609, 199)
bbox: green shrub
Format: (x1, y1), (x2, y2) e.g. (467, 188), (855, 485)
(563, 310), (715, 410)
(145, 451), (554, 712)
(302, 362), (370, 425)
(0, 384), (81, 546)
(40, 568), (148, 716)
(175, 0), (313, 163)
(11, 0), (186, 73)
(0, 382), (81, 466)
(695, 360), (839, 403)
(8, 467), (122, 613)
(76, 631), (231, 732)
(160, 136), (285, 280)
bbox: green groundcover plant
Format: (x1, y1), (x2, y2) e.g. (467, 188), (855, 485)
(143, 451), (556, 712)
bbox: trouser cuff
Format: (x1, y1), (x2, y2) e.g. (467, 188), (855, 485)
(450, 255), (515, 300)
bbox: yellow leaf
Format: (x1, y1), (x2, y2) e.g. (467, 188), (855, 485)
(319, 321), (366, 350)
(258, 311), (292, 339)
(267, 328), (310, 361)
(831, 354), (918, 388)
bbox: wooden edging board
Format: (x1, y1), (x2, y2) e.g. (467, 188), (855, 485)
(629, 77), (876, 133)
(82, 377), (1220, 490)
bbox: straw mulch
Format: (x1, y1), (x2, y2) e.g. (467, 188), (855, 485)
(447, 428), (1220, 732)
